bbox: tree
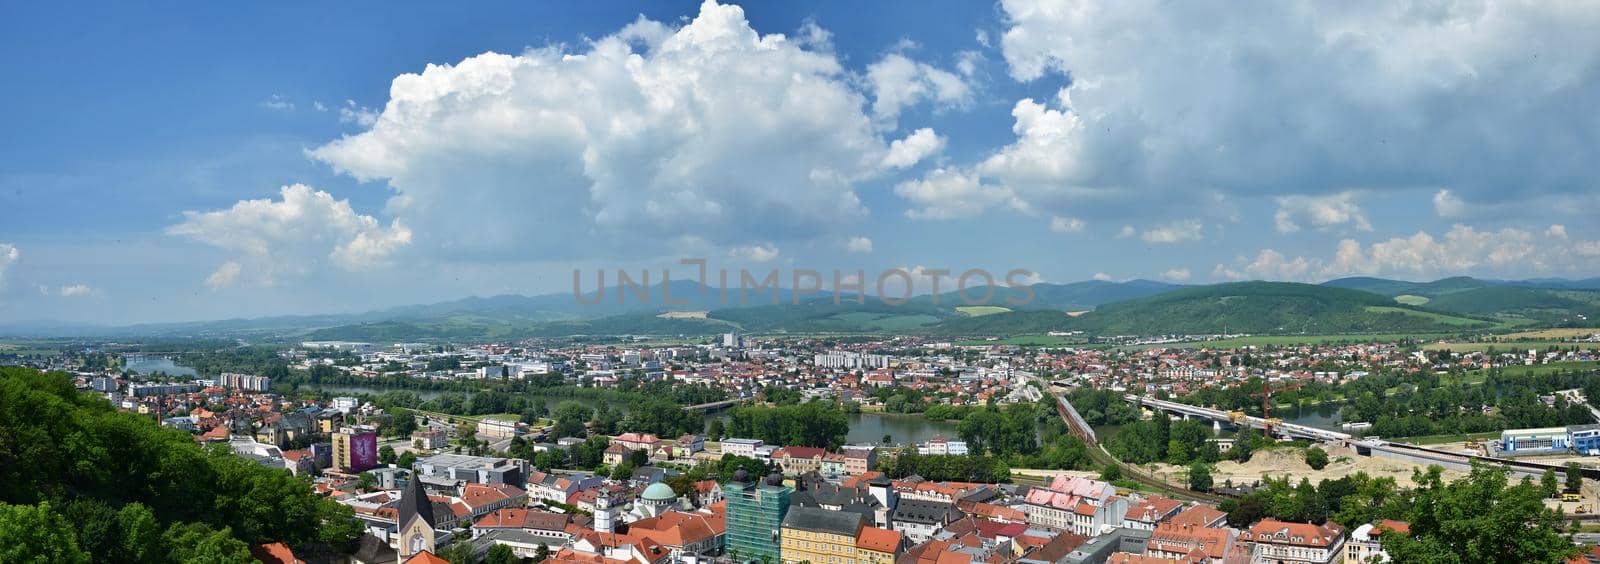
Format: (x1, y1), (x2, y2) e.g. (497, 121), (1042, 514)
(117, 502), (163, 564)
(1188, 463), (1213, 492)
(1099, 463), (1123, 482)
(1567, 462), (1584, 494)
(436, 540), (475, 564)
(162, 522), (253, 564)
(355, 472), (376, 491)
(1542, 468), (1561, 498)
(1384, 463), (1578, 563)
(487, 543), (517, 564)
(706, 419), (726, 440)
(612, 462), (637, 481)
(379, 445), (397, 465)
(1304, 447), (1329, 471)
(390, 413), (418, 437)
(536, 543), (551, 562)
(397, 451), (417, 469)
(0, 502), (91, 564)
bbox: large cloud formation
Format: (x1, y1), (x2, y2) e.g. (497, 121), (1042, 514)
(1216, 224), (1600, 281)
(167, 184), (412, 287)
(306, 0), (958, 261)
(909, 0), (1600, 224)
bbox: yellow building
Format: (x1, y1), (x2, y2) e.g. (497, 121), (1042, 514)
(853, 526), (902, 564)
(780, 506), (902, 564)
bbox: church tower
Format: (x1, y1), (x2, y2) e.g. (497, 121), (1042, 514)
(396, 474), (437, 562)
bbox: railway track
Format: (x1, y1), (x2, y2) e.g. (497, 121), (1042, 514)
(1054, 393), (1226, 503)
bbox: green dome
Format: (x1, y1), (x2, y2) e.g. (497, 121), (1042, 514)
(642, 482), (676, 502)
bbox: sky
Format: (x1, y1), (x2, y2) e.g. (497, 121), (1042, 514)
(3, 0), (1600, 325)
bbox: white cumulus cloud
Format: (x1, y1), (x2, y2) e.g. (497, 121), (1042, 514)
(881, 128), (946, 169)
(1049, 216), (1085, 233)
(1160, 268), (1192, 282)
(865, 52), (972, 127)
(729, 244), (779, 262)
(1141, 220), (1203, 244)
(1433, 189), (1467, 217)
(167, 184), (412, 286)
(57, 284), (93, 297)
(845, 237), (873, 254)
(0, 244), (16, 290)
(206, 261), (243, 290)
(306, 1), (954, 261)
(1273, 192), (1371, 233)
(895, 168), (1025, 220)
(1217, 224), (1600, 281)
(926, 0), (1600, 226)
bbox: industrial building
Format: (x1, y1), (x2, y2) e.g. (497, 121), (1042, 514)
(1498, 424), (1600, 455)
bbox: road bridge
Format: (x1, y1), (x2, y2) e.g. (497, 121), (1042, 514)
(682, 397), (752, 414)
(1123, 395), (1353, 443)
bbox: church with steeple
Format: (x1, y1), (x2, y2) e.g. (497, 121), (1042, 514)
(396, 473), (440, 563)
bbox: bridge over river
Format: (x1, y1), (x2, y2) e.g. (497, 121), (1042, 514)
(1114, 394), (1600, 482)
(1123, 395), (1353, 442)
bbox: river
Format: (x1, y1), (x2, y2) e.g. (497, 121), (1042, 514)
(123, 357), (197, 377)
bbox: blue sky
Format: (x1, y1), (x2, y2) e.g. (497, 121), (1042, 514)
(3, 0), (1599, 325)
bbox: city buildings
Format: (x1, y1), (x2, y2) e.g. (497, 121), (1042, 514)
(217, 372), (271, 392)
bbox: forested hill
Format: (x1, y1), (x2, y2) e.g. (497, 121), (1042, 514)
(1065, 281), (1491, 335)
(0, 367), (360, 563)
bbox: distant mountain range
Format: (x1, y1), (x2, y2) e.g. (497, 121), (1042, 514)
(5, 275), (1598, 339)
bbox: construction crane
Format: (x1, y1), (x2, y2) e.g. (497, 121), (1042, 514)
(1250, 379), (1305, 439)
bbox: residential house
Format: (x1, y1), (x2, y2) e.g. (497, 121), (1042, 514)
(773, 446), (827, 475)
(1239, 519), (1345, 564)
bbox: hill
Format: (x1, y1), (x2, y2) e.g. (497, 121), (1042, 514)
(0, 367), (360, 561)
(918, 279), (1183, 311)
(1321, 277), (1422, 297)
(1422, 287), (1600, 323)
(1064, 282), (1491, 335)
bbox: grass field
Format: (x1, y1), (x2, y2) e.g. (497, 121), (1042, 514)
(1394, 295), (1431, 306)
(956, 306), (1011, 317)
(1422, 340), (1575, 352)
(1363, 306), (1484, 326)
(1119, 333), (1456, 350)
(1496, 328), (1600, 340)
(830, 312), (943, 331)
(1395, 431), (1500, 445)
(952, 334), (1083, 347)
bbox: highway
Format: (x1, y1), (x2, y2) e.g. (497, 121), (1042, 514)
(1118, 395), (1600, 482)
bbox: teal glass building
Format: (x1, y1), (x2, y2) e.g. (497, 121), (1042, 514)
(724, 473), (792, 563)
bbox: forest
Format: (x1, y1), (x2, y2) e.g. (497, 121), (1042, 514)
(0, 367), (360, 563)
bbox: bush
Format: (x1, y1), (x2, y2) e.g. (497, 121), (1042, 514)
(1305, 447), (1329, 470)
